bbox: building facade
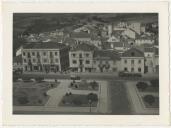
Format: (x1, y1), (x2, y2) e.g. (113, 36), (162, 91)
(121, 47), (145, 74)
(22, 42), (70, 73)
(92, 50), (121, 72)
(69, 43), (97, 72)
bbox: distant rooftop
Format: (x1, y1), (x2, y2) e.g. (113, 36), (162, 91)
(22, 42), (67, 49)
(122, 47), (144, 57)
(71, 43), (98, 51)
(93, 50), (120, 60)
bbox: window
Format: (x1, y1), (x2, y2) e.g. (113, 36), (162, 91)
(55, 52), (58, 56)
(79, 54), (82, 58)
(138, 68), (141, 72)
(33, 59), (36, 63)
(85, 53), (89, 57)
(32, 52), (35, 56)
(124, 67), (127, 71)
(72, 53), (76, 57)
(72, 60), (77, 64)
(131, 60), (134, 64)
(43, 52), (46, 56)
(44, 59), (47, 63)
(23, 59), (26, 63)
(23, 52), (25, 56)
(138, 60), (141, 64)
(131, 68), (134, 72)
(124, 60), (127, 64)
(131, 52), (135, 56)
(86, 60), (90, 64)
(55, 59), (58, 63)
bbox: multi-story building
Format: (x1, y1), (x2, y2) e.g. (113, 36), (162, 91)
(69, 43), (97, 72)
(120, 47), (145, 74)
(22, 42), (70, 73)
(92, 50), (121, 72)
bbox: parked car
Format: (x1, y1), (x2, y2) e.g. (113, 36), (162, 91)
(70, 74), (81, 80)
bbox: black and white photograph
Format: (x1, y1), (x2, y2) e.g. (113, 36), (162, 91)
(13, 13), (159, 115)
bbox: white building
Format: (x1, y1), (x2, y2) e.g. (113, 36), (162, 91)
(120, 47), (144, 74)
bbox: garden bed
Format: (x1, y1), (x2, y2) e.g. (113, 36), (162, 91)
(69, 80), (99, 91)
(142, 96), (159, 108)
(59, 94), (98, 107)
(13, 81), (60, 106)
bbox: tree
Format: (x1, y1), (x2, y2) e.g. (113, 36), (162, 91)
(87, 93), (98, 102)
(136, 82), (148, 91)
(143, 95), (155, 105)
(90, 81), (98, 90)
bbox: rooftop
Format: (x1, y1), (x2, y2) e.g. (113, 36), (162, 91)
(22, 42), (67, 49)
(93, 50), (120, 60)
(71, 43), (98, 51)
(122, 47), (144, 57)
(70, 32), (91, 38)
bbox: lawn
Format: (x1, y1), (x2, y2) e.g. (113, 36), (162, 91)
(69, 80), (99, 91)
(13, 81), (59, 106)
(108, 81), (132, 115)
(59, 94), (98, 107)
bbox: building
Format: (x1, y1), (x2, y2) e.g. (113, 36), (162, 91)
(69, 43), (97, 72)
(92, 50), (121, 72)
(144, 47), (155, 73)
(13, 55), (23, 71)
(153, 47), (159, 73)
(120, 47), (145, 74)
(22, 42), (70, 73)
(135, 35), (154, 46)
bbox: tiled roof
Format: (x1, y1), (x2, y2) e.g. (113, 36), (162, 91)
(122, 47), (144, 57)
(71, 43), (98, 51)
(70, 32), (91, 38)
(23, 42), (67, 49)
(93, 50), (120, 60)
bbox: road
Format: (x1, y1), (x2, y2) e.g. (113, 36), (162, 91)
(16, 72), (159, 81)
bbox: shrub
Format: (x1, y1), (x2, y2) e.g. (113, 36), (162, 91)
(35, 77), (44, 83)
(143, 95), (155, 105)
(90, 81), (98, 89)
(136, 82), (148, 91)
(51, 84), (54, 88)
(55, 79), (58, 83)
(73, 98), (82, 105)
(75, 85), (78, 88)
(150, 79), (159, 88)
(69, 92), (72, 95)
(87, 93), (98, 102)
(17, 96), (29, 105)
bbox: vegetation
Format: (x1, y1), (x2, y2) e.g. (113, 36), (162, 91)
(136, 82), (148, 91)
(87, 93), (98, 102)
(143, 95), (155, 105)
(35, 77), (44, 83)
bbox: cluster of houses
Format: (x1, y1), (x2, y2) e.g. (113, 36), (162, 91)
(13, 21), (159, 74)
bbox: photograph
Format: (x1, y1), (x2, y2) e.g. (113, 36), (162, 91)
(13, 13), (159, 115)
